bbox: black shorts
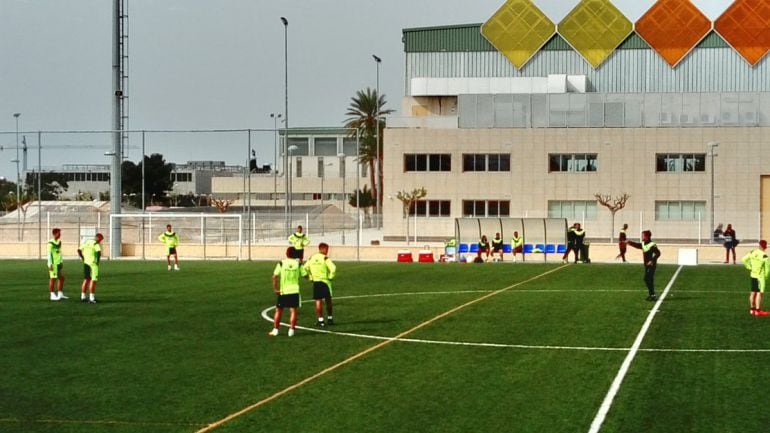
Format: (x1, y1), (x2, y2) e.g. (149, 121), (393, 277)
(276, 293), (300, 308)
(167, 247), (177, 255)
(492, 245), (502, 252)
(751, 278), (761, 293)
(313, 281), (331, 300)
(291, 249), (305, 260)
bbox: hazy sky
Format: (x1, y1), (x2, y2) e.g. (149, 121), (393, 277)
(0, 0), (732, 179)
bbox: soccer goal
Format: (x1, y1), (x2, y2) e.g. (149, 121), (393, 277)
(109, 213), (243, 260)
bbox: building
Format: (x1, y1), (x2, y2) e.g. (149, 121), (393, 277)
(383, 0), (770, 242)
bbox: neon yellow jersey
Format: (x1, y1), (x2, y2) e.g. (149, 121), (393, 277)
(742, 249), (769, 280)
(158, 231), (179, 248)
(80, 239), (102, 266)
(273, 258), (307, 295)
(511, 236), (524, 248)
(303, 253), (336, 289)
(47, 238), (63, 267)
(288, 232), (310, 250)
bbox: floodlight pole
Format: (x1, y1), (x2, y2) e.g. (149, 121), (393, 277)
(373, 54), (382, 230)
(708, 141), (719, 244)
(281, 16), (290, 233)
(13, 113), (21, 241)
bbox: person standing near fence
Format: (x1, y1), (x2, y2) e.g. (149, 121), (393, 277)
(742, 240), (769, 316)
(723, 223), (738, 264)
(626, 230), (661, 301)
(288, 225), (310, 261)
(78, 233), (103, 304)
(158, 224), (180, 271)
(303, 242), (337, 327)
(616, 223), (628, 263)
(511, 231), (524, 262)
(562, 223), (578, 264)
(269, 247), (307, 337)
(46, 228), (67, 301)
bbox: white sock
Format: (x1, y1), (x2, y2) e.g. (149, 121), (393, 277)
(89, 293), (95, 301)
(81, 293), (86, 300)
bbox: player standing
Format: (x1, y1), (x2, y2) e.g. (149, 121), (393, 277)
(269, 247), (307, 337)
(158, 224), (180, 271)
(303, 242), (337, 327)
(78, 233), (103, 304)
(47, 228), (67, 301)
(741, 240), (769, 316)
(626, 230), (661, 301)
(288, 225), (310, 261)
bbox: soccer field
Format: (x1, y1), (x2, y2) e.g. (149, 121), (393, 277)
(1, 259), (769, 433)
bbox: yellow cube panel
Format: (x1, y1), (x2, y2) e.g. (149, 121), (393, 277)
(481, 0), (556, 70)
(558, 0), (633, 69)
(715, 0), (770, 66)
(636, 0), (712, 67)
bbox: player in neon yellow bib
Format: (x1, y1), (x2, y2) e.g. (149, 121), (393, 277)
(47, 228), (67, 301)
(268, 247), (308, 337)
(303, 242), (337, 327)
(78, 233), (103, 303)
(158, 224), (180, 271)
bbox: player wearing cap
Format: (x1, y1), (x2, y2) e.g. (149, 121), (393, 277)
(77, 233), (104, 304)
(626, 230), (661, 301)
(268, 247), (307, 337)
(741, 240), (770, 316)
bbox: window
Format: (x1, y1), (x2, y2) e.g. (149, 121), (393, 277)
(549, 154), (598, 172)
(314, 138), (337, 156)
(409, 200), (451, 217)
(171, 173), (192, 182)
(295, 158), (302, 178)
(463, 154), (511, 172)
(462, 200), (510, 217)
(656, 154), (706, 172)
(655, 201), (706, 220)
(404, 154), (451, 172)
(287, 137), (309, 156)
(548, 200), (598, 220)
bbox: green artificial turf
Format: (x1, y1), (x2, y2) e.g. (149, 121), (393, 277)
(0, 260), (767, 433)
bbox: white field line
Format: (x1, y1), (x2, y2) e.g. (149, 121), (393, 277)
(587, 265), (684, 433)
(197, 265), (568, 433)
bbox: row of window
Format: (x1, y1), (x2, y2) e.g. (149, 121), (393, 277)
(405, 199), (707, 221)
(171, 173), (193, 182)
(61, 172), (110, 182)
(403, 153), (707, 173)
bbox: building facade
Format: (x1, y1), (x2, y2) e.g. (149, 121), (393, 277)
(383, 5), (770, 243)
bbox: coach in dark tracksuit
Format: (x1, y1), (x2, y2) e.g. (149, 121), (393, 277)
(562, 223), (578, 263)
(627, 230), (661, 301)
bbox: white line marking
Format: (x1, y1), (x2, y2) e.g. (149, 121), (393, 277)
(587, 265), (684, 433)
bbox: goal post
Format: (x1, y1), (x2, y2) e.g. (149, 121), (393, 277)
(109, 213), (242, 260)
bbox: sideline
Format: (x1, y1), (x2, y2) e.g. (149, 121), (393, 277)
(195, 265), (568, 433)
(587, 265), (684, 433)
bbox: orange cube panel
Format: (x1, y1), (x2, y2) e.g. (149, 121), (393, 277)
(715, 0), (770, 66)
(635, 0), (712, 67)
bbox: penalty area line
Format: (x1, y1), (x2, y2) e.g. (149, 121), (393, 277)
(195, 265), (568, 433)
(587, 265), (683, 433)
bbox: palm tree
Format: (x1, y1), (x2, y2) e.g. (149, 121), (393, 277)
(344, 87), (394, 211)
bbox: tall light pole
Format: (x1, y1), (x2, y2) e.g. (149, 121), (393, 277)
(270, 113), (282, 207)
(13, 113), (21, 241)
(288, 144), (298, 225)
(320, 161), (332, 235)
(372, 54), (382, 230)
(708, 141), (719, 244)
(338, 152), (346, 245)
(280, 16), (289, 233)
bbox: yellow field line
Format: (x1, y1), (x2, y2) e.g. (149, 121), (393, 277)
(196, 264), (567, 433)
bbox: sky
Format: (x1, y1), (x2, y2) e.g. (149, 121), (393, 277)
(0, 0), (732, 180)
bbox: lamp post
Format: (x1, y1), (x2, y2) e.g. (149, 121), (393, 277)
(13, 113), (21, 240)
(708, 141), (719, 244)
(372, 55), (382, 230)
(280, 16), (289, 233)
(288, 144), (298, 225)
(320, 161), (333, 235)
(270, 113), (282, 207)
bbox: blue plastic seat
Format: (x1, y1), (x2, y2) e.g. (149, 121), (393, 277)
(458, 243), (469, 253)
(535, 243), (546, 253)
(545, 244), (556, 254)
(503, 244), (512, 253)
(557, 244), (567, 254)
(469, 244), (479, 253)
(523, 244), (534, 254)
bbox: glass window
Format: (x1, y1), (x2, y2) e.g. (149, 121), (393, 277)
(415, 154), (427, 171)
(314, 138), (337, 156)
(404, 154), (416, 172)
(287, 137), (309, 156)
(342, 138), (358, 156)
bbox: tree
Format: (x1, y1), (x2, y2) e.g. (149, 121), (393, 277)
(24, 172), (69, 200)
(0, 178), (18, 212)
(396, 187), (427, 244)
(595, 193), (630, 242)
(343, 87), (394, 212)
(211, 197), (233, 213)
(122, 153), (174, 207)
(349, 185), (375, 227)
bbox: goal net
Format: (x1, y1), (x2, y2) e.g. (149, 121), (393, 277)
(109, 213), (243, 260)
